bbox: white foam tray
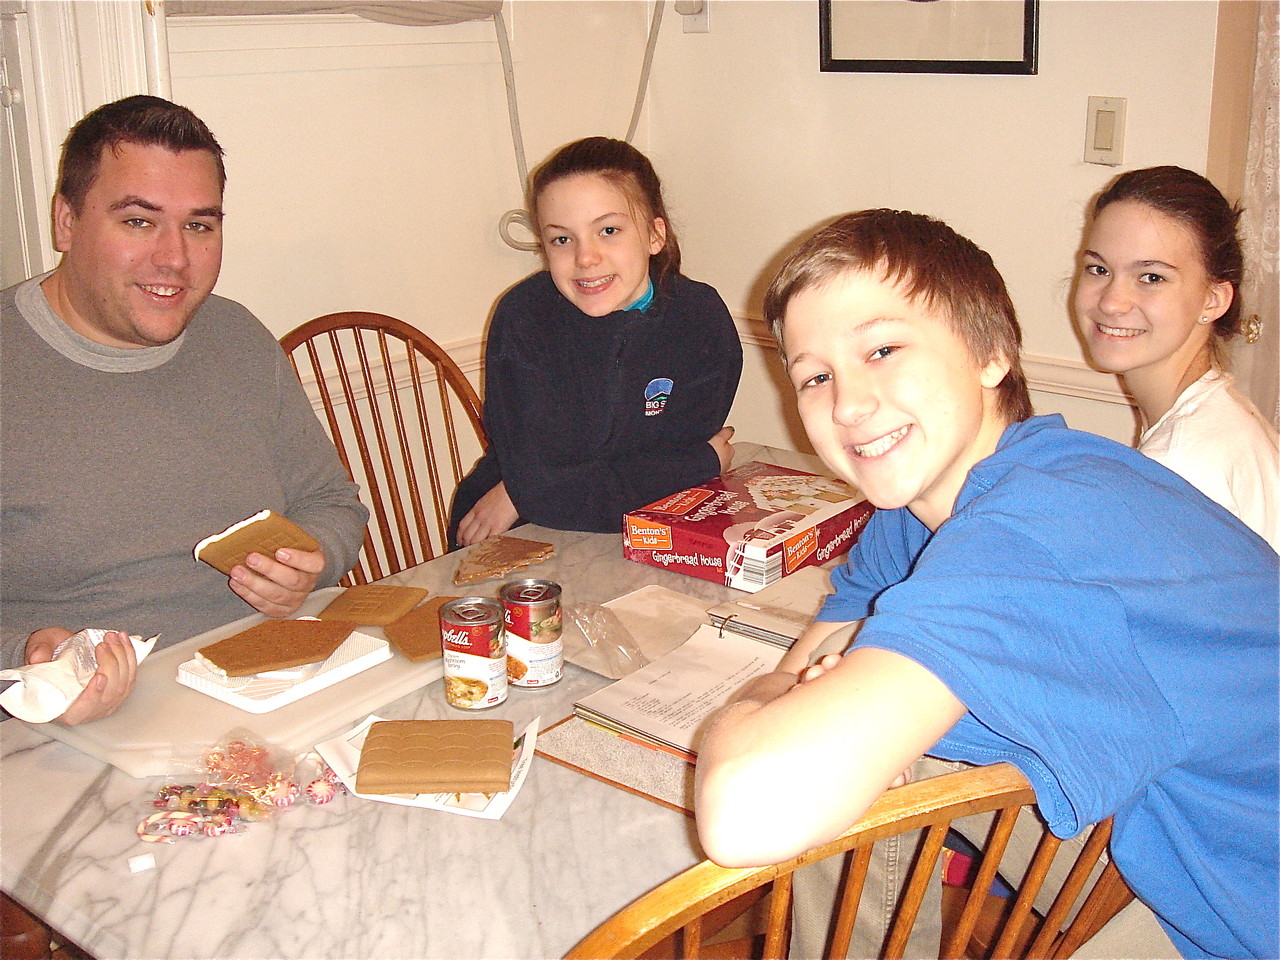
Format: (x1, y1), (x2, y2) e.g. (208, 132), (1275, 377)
(176, 629), (392, 714)
(28, 588), (446, 778)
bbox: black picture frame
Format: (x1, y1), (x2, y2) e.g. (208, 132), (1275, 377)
(820, 0), (1039, 76)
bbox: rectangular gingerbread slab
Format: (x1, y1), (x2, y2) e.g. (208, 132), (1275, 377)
(178, 630), (392, 714)
(355, 719), (513, 795)
(194, 510), (321, 576)
(197, 619), (355, 677)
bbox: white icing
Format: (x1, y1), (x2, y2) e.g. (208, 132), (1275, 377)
(192, 509), (272, 560)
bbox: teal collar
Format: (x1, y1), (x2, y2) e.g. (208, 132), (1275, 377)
(625, 280), (655, 313)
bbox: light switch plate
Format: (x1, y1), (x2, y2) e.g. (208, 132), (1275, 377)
(1085, 96), (1126, 166)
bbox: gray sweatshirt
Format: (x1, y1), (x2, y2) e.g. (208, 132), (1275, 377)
(1, 274), (368, 667)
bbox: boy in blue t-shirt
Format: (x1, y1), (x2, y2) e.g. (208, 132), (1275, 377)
(694, 210), (1278, 959)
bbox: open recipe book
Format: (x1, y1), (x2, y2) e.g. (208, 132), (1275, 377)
(571, 566), (835, 762)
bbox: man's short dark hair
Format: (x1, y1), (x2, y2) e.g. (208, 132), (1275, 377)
(56, 95), (225, 213)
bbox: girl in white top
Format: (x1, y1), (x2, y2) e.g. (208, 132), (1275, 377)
(1074, 165), (1278, 550)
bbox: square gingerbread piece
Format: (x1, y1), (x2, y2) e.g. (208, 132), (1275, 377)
(382, 596), (461, 662)
(317, 584), (429, 626)
(355, 719), (514, 795)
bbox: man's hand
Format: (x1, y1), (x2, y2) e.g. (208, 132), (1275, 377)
(26, 627), (138, 725)
(709, 425), (735, 474)
(457, 482), (519, 547)
(229, 546), (325, 618)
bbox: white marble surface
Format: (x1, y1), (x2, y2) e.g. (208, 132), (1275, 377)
(0, 443), (825, 960)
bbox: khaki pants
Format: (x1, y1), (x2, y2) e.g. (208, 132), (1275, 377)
(789, 758), (1178, 959)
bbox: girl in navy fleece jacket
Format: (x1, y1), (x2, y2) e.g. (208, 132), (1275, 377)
(450, 137), (742, 545)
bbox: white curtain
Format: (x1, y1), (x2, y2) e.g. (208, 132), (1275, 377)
(1234, 0), (1279, 427)
(164, 2), (502, 27)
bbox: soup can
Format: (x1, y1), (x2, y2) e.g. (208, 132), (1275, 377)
(499, 579), (563, 688)
(440, 597), (507, 709)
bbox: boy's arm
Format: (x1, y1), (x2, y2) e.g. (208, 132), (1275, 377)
(694, 645), (966, 868)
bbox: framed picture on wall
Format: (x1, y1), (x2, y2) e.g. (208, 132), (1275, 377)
(820, 0), (1039, 75)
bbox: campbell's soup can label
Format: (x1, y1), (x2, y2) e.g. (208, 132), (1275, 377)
(500, 579), (563, 687)
(440, 597), (507, 709)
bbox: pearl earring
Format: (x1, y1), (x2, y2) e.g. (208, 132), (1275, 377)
(1198, 316), (1212, 324)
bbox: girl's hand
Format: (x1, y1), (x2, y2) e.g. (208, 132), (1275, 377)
(457, 482), (519, 546)
(709, 425), (735, 474)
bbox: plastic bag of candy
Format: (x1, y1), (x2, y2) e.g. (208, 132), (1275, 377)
(136, 733), (345, 844)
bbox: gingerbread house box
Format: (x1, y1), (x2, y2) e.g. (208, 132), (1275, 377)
(622, 461), (875, 592)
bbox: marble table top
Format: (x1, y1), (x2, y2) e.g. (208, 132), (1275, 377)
(1, 443), (825, 959)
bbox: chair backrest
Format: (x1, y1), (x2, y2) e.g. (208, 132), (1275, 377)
(280, 311), (486, 584)
(566, 763), (1135, 960)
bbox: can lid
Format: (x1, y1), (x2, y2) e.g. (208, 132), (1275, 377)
(500, 579), (561, 603)
(442, 597), (502, 623)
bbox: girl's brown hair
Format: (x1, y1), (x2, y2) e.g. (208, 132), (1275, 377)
(1092, 166), (1244, 357)
(529, 137), (681, 287)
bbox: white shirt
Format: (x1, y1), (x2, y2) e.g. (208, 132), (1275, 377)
(1140, 370), (1279, 551)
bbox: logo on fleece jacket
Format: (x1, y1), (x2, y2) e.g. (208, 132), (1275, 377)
(644, 378), (673, 417)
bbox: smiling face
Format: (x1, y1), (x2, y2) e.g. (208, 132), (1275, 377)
(782, 270), (1011, 531)
(45, 140), (224, 349)
(1074, 200), (1231, 383)
(537, 173), (666, 317)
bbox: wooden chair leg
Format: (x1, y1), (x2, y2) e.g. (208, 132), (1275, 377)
(1, 892), (54, 959)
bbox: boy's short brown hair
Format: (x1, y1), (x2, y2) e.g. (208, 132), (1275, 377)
(764, 209), (1033, 423)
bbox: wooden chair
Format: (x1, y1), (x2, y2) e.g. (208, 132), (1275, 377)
(280, 311), (486, 584)
(566, 763), (1135, 960)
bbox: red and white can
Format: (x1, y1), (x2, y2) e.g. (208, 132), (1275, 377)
(500, 579), (563, 688)
(440, 597), (507, 709)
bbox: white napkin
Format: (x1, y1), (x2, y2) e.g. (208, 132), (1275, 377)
(0, 628), (157, 722)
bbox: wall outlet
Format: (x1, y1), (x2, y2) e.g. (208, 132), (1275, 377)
(676, 0), (709, 34)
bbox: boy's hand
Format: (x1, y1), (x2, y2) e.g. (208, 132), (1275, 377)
(230, 546), (325, 618)
(728, 668), (801, 707)
(801, 653), (911, 786)
(800, 653), (843, 683)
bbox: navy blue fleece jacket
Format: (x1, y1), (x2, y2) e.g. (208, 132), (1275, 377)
(450, 269), (742, 535)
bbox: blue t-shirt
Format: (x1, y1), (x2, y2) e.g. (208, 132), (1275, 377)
(819, 415), (1278, 960)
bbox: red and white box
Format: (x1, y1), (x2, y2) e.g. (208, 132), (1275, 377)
(623, 461), (874, 592)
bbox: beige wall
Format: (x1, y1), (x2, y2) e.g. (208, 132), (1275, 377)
(166, 0), (1225, 453)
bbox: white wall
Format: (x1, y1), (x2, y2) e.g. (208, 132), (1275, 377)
(157, 2), (1221, 449)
